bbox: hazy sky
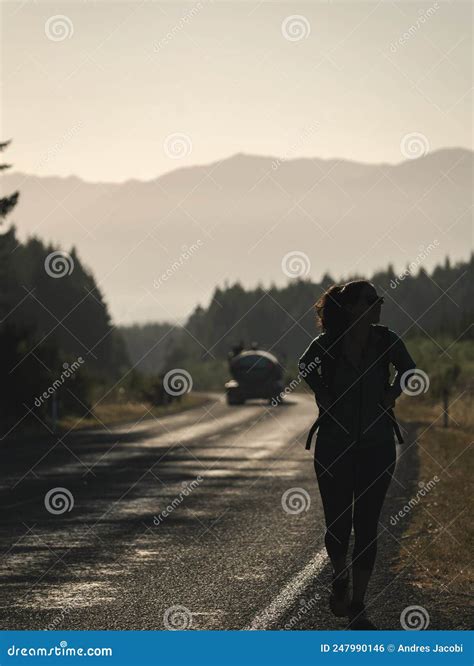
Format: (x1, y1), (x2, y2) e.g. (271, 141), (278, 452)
(1, 0), (472, 182)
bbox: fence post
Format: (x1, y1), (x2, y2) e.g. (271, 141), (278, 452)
(442, 387), (449, 429)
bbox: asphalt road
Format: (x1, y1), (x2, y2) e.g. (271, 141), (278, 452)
(1, 393), (333, 630)
(2, 392), (452, 632)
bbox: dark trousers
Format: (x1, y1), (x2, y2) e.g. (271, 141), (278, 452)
(314, 440), (396, 572)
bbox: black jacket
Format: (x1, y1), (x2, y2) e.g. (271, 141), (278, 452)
(298, 325), (416, 449)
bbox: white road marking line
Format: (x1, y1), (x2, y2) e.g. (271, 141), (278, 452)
(245, 547), (328, 630)
(246, 439), (404, 630)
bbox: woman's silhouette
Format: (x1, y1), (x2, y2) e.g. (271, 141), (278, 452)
(298, 280), (416, 629)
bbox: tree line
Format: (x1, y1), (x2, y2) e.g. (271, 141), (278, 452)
(2, 137), (471, 432)
(123, 255), (473, 384)
(0, 141), (132, 432)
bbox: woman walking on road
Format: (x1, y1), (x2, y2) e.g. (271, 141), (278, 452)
(298, 280), (416, 630)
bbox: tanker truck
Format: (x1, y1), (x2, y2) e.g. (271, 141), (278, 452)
(225, 347), (284, 406)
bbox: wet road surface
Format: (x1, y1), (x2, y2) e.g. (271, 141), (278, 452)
(1, 393), (445, 631)
(1, 393), (329, 630)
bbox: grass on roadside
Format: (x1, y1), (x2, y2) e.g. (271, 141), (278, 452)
(394, 393), (473, 601)
(58, 392), (212, 431)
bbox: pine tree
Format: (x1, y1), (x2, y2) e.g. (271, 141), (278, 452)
(0, 140), (19, 220)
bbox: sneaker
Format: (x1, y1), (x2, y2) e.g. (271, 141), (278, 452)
(329, 570), (350, 617)
(346, 600), (378, 630)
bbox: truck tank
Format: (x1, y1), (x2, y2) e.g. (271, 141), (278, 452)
(226, 349), (283, 404)
(228, 350), (282, 387)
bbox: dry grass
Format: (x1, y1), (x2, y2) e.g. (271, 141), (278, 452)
(58, 393), (211, 431)
(398, 391), (474, 431)
(394, 393), (473, 595)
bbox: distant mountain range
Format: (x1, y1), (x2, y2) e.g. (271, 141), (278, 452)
(2, 148), (472, 324)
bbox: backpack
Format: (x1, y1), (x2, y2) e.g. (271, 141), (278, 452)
(304, 325), (404, 450)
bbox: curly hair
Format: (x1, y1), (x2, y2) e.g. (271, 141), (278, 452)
(315, 280), (372, 337)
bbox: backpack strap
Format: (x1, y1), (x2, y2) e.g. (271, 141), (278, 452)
(319, 334), (342, 391)
(304, 326), (405, 451)
(305, 415), (321, 450)
(388, 408), (404, 444)
(304, 335), (340, 452)
(377, 326), (404, 445)
(376, 325), (391, 381)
